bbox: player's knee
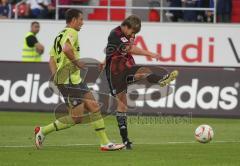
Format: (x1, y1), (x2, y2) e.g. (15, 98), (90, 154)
(138, 67), (152, 74)
(85, 100), (100, 112)
(134, 67), (152, 80)
(117, 103), (127, 112)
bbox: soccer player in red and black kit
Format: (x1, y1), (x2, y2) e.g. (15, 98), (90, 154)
(105, 15), (178, 149)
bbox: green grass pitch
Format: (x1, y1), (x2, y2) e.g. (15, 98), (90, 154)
(0, 111), (240, 166)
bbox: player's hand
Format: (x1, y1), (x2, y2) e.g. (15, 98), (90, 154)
(73, 60), (85, 69)
(150, 53), (160, 61)
(78, 61), (86, 69)
(98, 63), (105, 72)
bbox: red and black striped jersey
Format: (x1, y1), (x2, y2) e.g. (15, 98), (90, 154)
(105, 26), (136, 75)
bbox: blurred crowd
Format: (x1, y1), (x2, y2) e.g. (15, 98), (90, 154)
(0, 0), (89, 19)
(0, 0), (235, 23)
(164, 0), (231, 23)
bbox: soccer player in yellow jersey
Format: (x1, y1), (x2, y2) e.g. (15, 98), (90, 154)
(34, 9), (125, 151)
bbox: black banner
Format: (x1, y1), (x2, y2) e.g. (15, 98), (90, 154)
(0, 61), (239, 118)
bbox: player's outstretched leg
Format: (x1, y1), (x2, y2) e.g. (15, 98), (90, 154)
(158, 70), (179, 87)
(140, 68), (178, 87)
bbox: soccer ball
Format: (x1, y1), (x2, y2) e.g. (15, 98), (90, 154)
(195, 124), (214, 143)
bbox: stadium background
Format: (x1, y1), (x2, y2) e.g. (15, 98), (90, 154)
(0, 0), (240, 166)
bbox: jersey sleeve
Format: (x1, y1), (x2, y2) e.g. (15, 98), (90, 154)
(49, 46), (56, 57)
(107, 30), (123, 48)
(62, 29), (78, 47)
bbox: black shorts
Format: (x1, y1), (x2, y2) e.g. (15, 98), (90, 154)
(105, 60), (142, 96)
(57, 82), (89, 108)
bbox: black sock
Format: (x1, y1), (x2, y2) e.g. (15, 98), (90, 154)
(116, 112), (129, 143)
(146, 73), (166, 84)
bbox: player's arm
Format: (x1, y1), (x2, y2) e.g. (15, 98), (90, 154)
(49, 47), (57, 76)
(129, 45), (159, 59)
(62, 39), (85, 69)
(49, 56), (57, 76)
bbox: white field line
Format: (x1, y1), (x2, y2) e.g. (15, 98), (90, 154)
(1, 140), (240, 148)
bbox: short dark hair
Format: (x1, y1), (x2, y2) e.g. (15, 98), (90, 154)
(31, 21), (39, 26)
(121, 15), (141, 33)
(65, 9), (83, 24)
